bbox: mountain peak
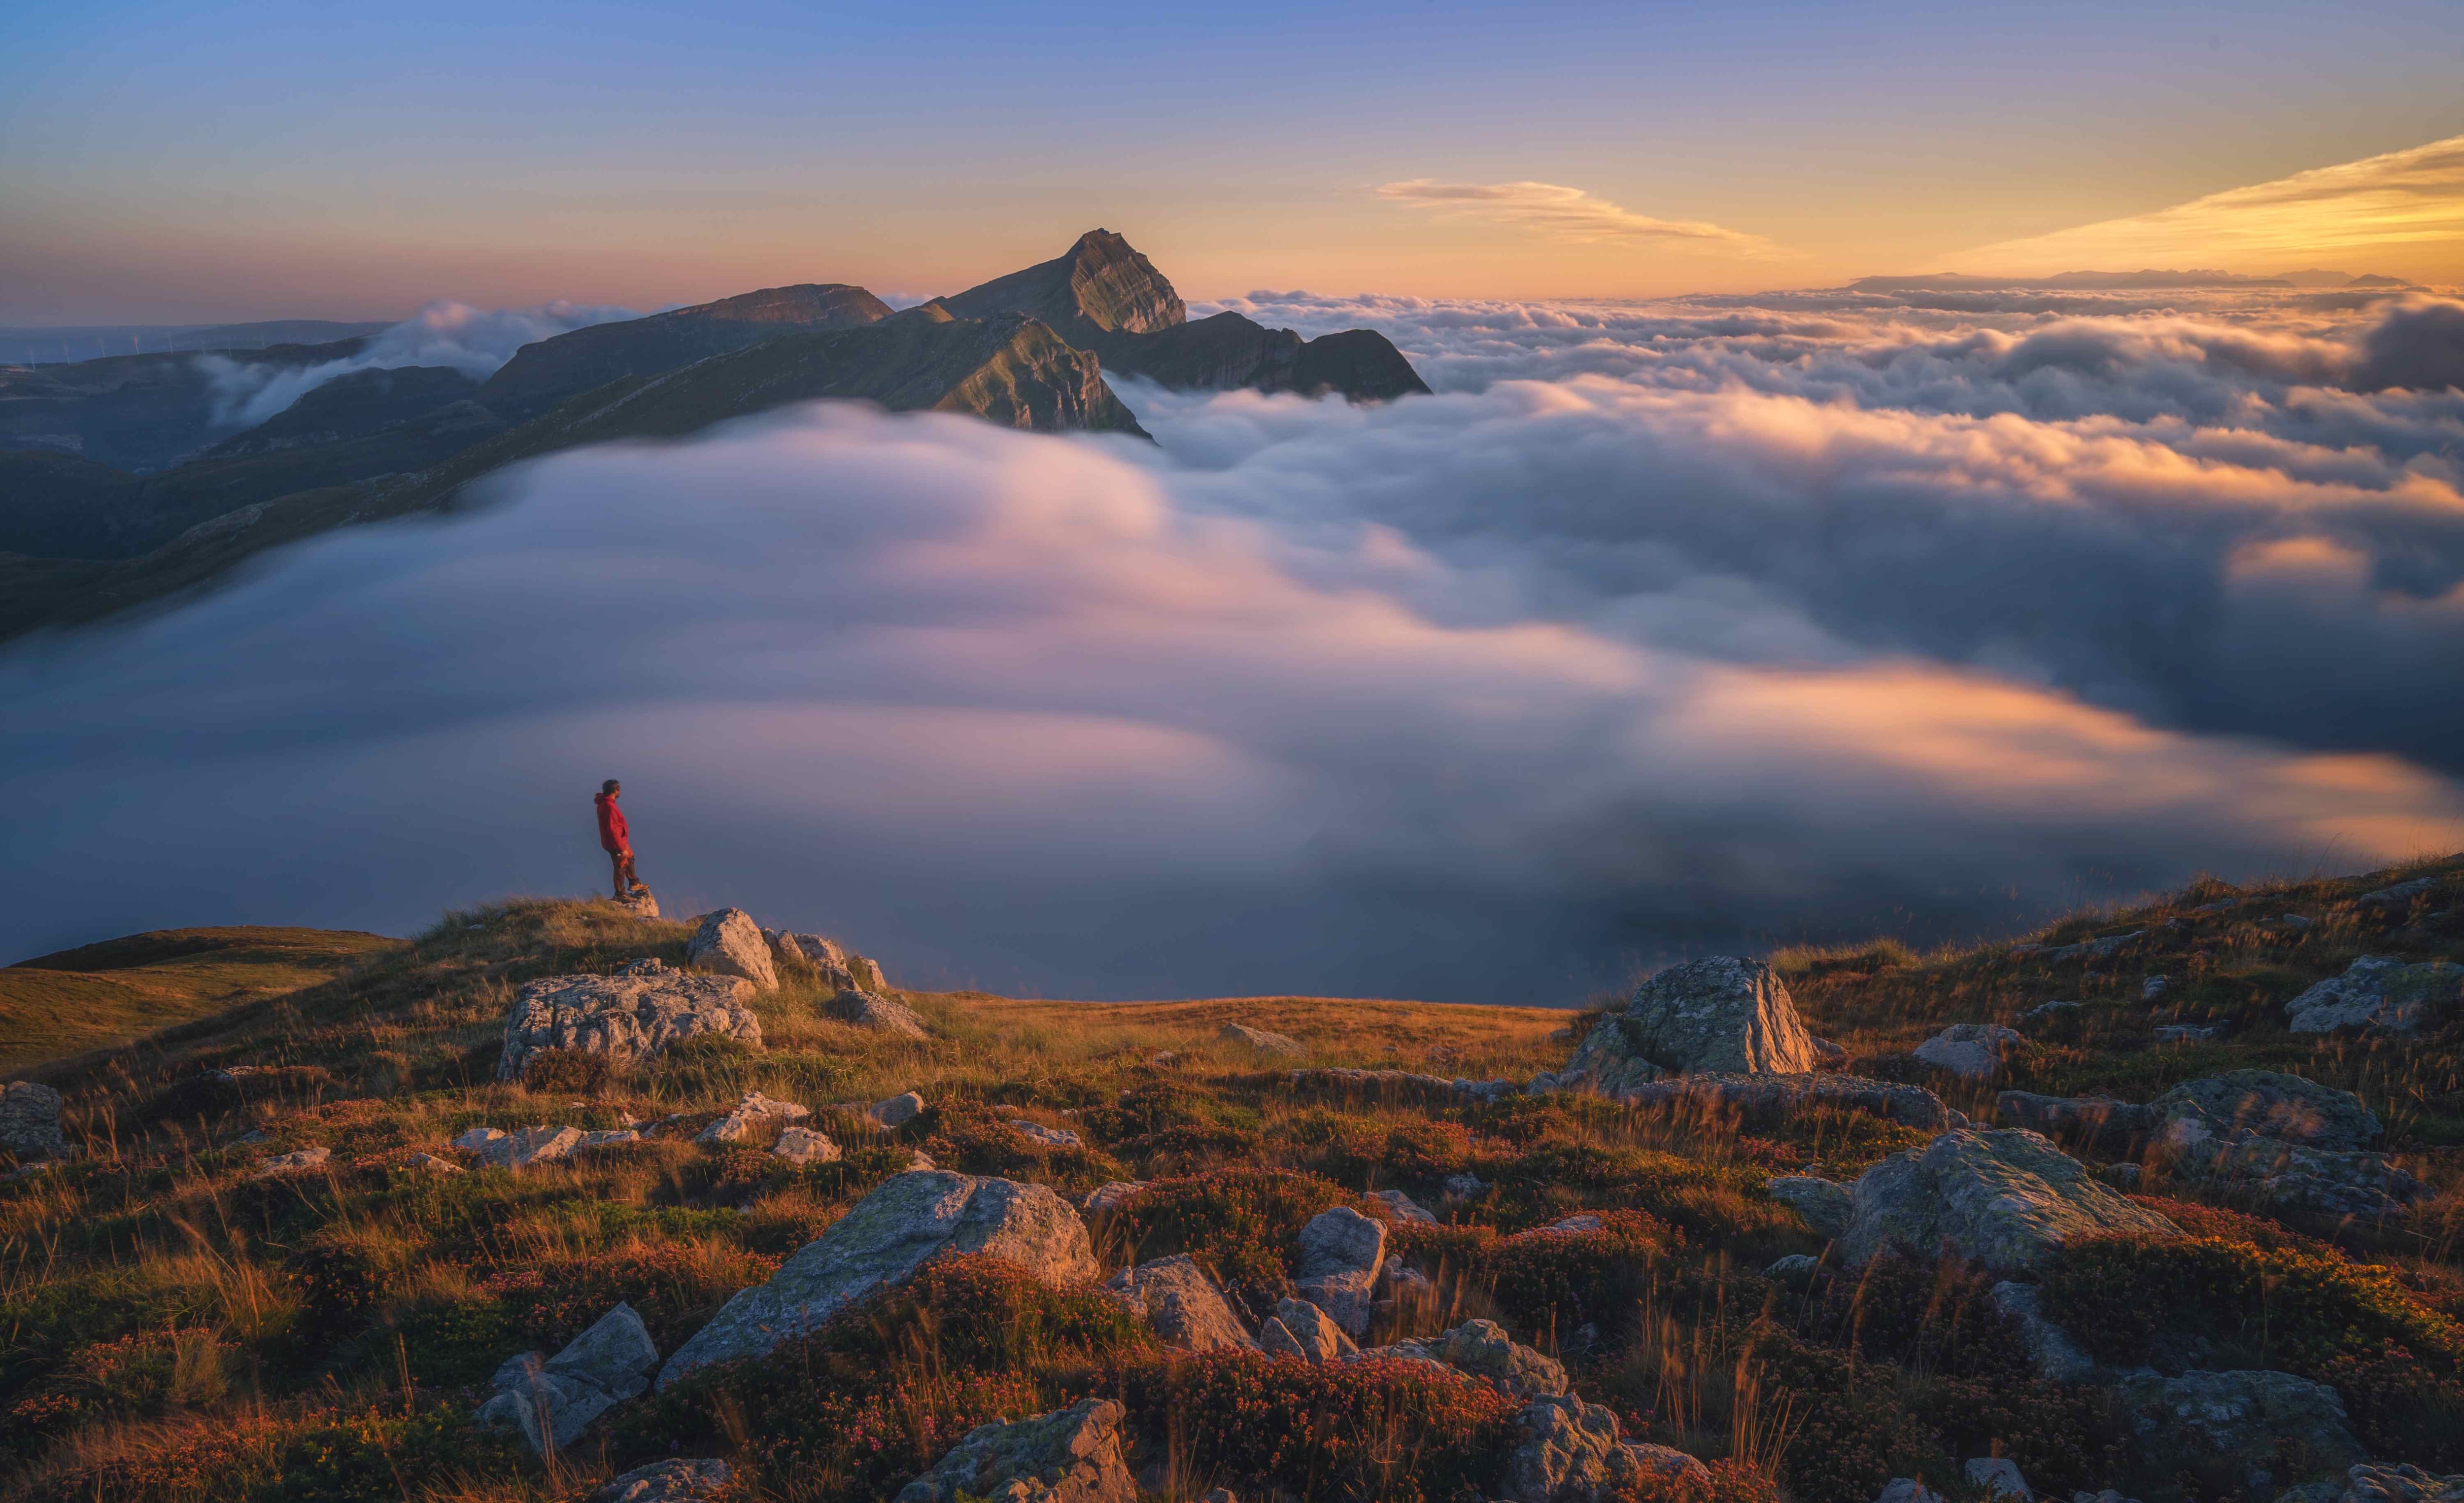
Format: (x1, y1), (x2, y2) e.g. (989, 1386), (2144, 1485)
(942, 230), (1186, 340)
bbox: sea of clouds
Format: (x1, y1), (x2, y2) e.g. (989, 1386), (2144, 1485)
(2, 284), (2460, 1002)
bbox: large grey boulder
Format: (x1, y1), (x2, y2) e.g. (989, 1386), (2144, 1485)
(1914, 1024), (2025, 1081)
(2114, 1369), (2366, 1497)
(1768, 1175), (1853, 1239)
(1536, 957), (1816, 1096)
(1259, 1296), (1358, 1361)
(477, 1303), (659, 1454)
(773, 932), (890, 994)
(659, 1170), (1096, 1387)
(1503, 1395), (1711, 1503)
(686, 908), (778, 992)
(2288, 957), (2462, 1035)
(1838, 1128), (2181, 1272)
(1294, 1206), (1385, 1335)
(2143, 1071), (2426, 1219)
(1105, 1255), (1256, 1352)
(497, 966), (760, 1082)
(2151, 1072), (2381, 1153)
(595, 1459), (728, 1503)
(0, 1081), (68, 1162)
(892, 1397), (1136, 1503)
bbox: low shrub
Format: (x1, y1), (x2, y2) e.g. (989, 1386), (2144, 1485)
(517, 1045), (611, 1093)
(1391, 1209), (1670, 1338)
(1106, 1168), (1370, 1294)
(20, 1400), (520, 1503)
(5, 1328), (229, 1448)
(1121, 1350), (1515, 1503)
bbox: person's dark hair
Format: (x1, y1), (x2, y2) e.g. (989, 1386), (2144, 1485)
(601, 779), (620, 794)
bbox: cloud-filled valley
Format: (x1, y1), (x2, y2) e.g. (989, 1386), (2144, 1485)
(4, 282), (2463, 1002)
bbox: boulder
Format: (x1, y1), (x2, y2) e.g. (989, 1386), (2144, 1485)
(1259, 1296), (1357, 1361)
(497, 969), (760, 1082)
(1875, 1482), (1947, 1503)
(2170, 1132), (2430, 1220)
(1503, 1394), (1711, 1503)
(869, 1091), (926, 1129)
(892, 1396), (1135, 1503)
(694, 1091), (810, 1146)
(1767, 1175), (1852, 1238)
(612, 888), (661, 920)
(478, 1303), (659, 1454)
(2142, 976), (2171, 1001)
(1374, 1188), (1438, 1224)
(1537, 957), (1815, 1096)
(1378, 1318), (1568, 1399)
(1443, 1172), (1489, 1198)
(1968, 1459), (2034, 1501)
(1838, 1128), (2181, 1272)
(2126, 1071), (2428, 1219)
(1009, 1119), (1083, 1149)
(454, 1126), (507, 1151)
(2351, 877), (2439, 911)
(578, 1128), (640, 1150)
(659, 1170), (1097, 1386)
(772, 1125), (841, 1164)
(2287, 957), (2462, 1035)
(2329, 1465), (2464, 1503)
(476, 1126), (584, 1170)
(1083, 1180), (1146, 1213)
(2114, 1368), (2367, 1497)
(1989, 1282), (2096, 1383)
(254, 1145), (331, 1176)
(595, 1459), (728, 1503)
(1220, 1023), (1305, 1055)
(1294, 1206), (1385, 1335)
(826, 989), (930, 1039)
(0, 1081), (68, 1161)
(1579, 1071), (1957, 1128)
(1105, 1255), (1256, 1352)
(1914, 1024), (2025, 1081)
(685, 908), (778, 992)
(2151, 1071), (2381, 1153)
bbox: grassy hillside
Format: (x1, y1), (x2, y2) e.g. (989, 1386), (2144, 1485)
(0, 863), (2456, 1503)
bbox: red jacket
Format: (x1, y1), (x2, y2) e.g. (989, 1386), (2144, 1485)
(595, 792), (630, 854)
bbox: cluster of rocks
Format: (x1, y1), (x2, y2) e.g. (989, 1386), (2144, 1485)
(453, 1122), (642, 1169)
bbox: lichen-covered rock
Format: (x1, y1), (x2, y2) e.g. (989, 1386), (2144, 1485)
(497, 970), (759, 1082)
(1105, 1255), (1255, 1352)
(477, 1303), (659, 1454)
(595, 1458), (728, 1503)
(1380, 1318), (1568, 1399)
(686, 908), (778, 992)
(891, 1396), (1135, 1503)
(1503, 1394), (1711, 1502)
(694, 1091), (809, 1146)
(0, 1080), (68, 1162)
(476, 1126), (584, 1169)
(1839, 1128), (2181, 1272)
(2153, 1071), (2382, 1153)
(1989, 1282), (2096, 1382)
(1220, 1023), (1304, 1055)
(773, 1125), (841, 1164)
(2132, 1071), (2426, 1218)
(869, 1090), (926, 1129)
(1374, 1188), (1438, 1223)
(1768, 1175), (1852, 1238)
(1294, 1206), (1385, 1335)
(1538, 957), (1816, 1095)
(659, 1170), (1096, 1386)
(2114, 1368), (2367, 1497)
(1258, 1296), (1357, 1361)
(827, 989), (930, 1038)
(1083, 1180), (1145, 1213)
(1008, 1119), (1082, 1149)
(1914, 1023), (2025, 1081)
(2287, 956), (2463, 1035)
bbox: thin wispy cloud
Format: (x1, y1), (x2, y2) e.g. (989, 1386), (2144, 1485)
(1376, 179), (1787, 258)
(1967, 134), (2464, 279)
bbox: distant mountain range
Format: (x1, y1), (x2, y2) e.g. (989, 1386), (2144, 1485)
(1847, 268), (2413, 292)
(0, 232), (1430, 641)
(0, 319), (393, 366)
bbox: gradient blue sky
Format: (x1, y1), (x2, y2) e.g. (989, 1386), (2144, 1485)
(5, 0), (2462, 320)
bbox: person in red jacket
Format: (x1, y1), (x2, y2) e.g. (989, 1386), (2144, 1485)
(596, 779), (642, 899)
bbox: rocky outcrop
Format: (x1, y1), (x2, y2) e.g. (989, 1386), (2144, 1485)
(1995, 1090), (2152, 1147)
(695, 1091), (809, 1146)
(2152, 1071), (2382, 1151)
(769, 930), (890, 993)
(1988, 1281), (2096, 1382)
(1294, 1206), (1385, 1335)
(827, 989), (930, 1038)
(595, 1459), (729, 1503)
(686, 909), (778, 992)
(1105, 1255), (1256, 1352)
(478, 1303), (659, 1454)
(892, 1396), (1136, 1503)
(2113, 1369), (2366, 1497)
(1084, 1180), (1145, 1213)
(0, 1080), (68, 1161)
(1767, 1175), (1853, 1239)
(1838, 1129), (2181, 1272)
(473, 1126), (584, 1170)
(1369, 1319), (1568, 1400)
(1583, 1071), (1956, 1128)
(1536, 958), (1817, 1095)
(1914, 1024), (2025, 1080)
(612, 888), (661, 920)
(496, 965), (760, 1082)
(1259, 1296), (1357, 1361)
(2287, 957), (2461, 1035)
(659, 1170), (1097, 1386)
(1220, 1023), (1305, 1055)
(1503, 1395), (1711, 1503)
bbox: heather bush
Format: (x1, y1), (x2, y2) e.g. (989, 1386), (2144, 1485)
(1105, 1167), (1372, 1293)
(1121, 1350), (1515, 1503)
(1391, 1209), (1671, 1337)
(4, 1328), (229, 1449)
(16, 1400), (520, 1503)
(479, 1239), (779, 1351)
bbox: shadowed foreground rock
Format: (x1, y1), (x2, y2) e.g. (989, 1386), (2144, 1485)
(594, 1459), (729, 1502)
(2287, 956), (2462, 1034)
(658, 1170), (1096, 1387)
(478, 1303), (659, 1454)
(1, 1080), (68, 1162)
(1839, 1128), (2181, 1271)
(893, 1397), (1137, 1503)
(1535, 957), (1817, 1095)
(2114, 1368), (2366, 1497)
(1293, 1205), (1385, 1335)
(1363, 1318), (1568, 1400)
(497, 964), (759, 1081)
(1504, 1394), (1710, 1503)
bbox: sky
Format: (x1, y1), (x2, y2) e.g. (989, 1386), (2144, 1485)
(5, 0), (2464, 321)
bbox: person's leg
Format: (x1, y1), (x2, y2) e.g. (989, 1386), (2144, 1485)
(610, 850), (627, 898)
(619, 852), (641, 894)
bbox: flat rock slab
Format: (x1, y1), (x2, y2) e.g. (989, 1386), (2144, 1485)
(659, 1169), (1096, 1387)
(1369, 1318), (1567, 1399)
(1767, 1175), (1852, 1239)
(498, 970), (759, 1082)
(2115, 1368), (2366, 1498)
(1840, 1128), (2181, 1272)
(476, 1126), (584, 1169)
(478, 1302), (659, 1454)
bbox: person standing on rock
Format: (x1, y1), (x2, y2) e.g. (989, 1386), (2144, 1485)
(596, 779), (643, 899)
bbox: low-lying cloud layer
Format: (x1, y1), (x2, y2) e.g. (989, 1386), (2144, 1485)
(4, 282), (2463, 1001)
(199, 297), (638, 428)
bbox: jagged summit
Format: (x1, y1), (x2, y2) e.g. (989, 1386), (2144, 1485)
(942, 229), (1188, 342)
